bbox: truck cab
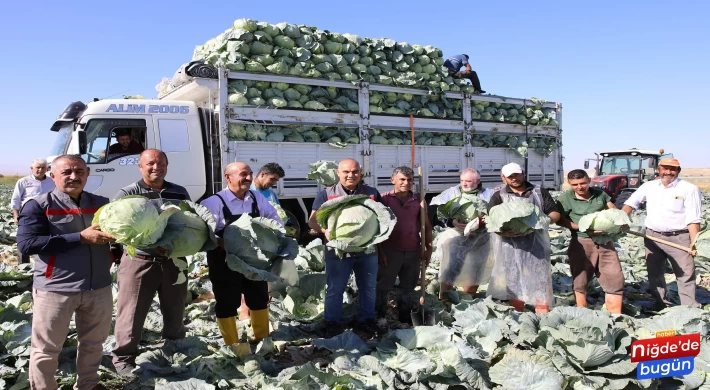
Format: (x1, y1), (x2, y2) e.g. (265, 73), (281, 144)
(584, 148), (673, 208)
(49, 99), (210, 202)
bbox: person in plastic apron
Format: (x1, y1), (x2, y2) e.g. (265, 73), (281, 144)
(486, 163), (559, 314)
(204, 191), (270, 350)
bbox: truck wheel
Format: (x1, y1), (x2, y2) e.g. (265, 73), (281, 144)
(614, 191), (632, 209)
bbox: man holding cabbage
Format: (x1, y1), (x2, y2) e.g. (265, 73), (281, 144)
(431, 168), (495, 298)
(486, 163), (560, 314)
(556, 169), (625, 314)
(17, 155), (116, 390)
(375, 166), (432, 324)
(201, 162), (283, 353)
(308, 158), (388, 338)
(111, 149), (192, 376)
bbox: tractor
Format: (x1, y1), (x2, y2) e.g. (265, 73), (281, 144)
(583, 148), (674, 208)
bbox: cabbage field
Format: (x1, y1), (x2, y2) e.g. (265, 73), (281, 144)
(2, 182), (710, 389)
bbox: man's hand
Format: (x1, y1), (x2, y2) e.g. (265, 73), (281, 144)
(498, 230), (520, 238)
(12, 210), (19, 225)
(80, 224), (116, 245)
(621, 224), (630, 231)
(323, 229), (331, 241)
(570, 222), (579, 231)
(452, 219), (467, 230)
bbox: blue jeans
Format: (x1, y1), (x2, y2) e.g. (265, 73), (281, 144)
(324, 254), (378, 323)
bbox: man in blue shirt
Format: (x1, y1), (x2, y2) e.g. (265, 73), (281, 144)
(443, 54), (485, 94)
(250, 162), (285, 204)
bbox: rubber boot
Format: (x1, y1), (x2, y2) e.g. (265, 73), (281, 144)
(216, 317), (249, 357)
(574, 292), (588, 308)
(250, 308), (270, 343)
(605, 293), (623, 315)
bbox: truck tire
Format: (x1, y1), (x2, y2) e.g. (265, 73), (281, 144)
(614, 191), (632, 209)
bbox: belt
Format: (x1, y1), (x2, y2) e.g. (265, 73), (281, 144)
(649, 229), (689, 237)
(133, 254), (171, 263)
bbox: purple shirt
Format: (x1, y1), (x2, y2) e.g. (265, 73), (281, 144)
(381, 190), (425, 252)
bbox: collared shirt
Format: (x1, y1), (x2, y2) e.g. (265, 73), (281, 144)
(624, 178), (702, 231)
(556, 188), (611, 238)
(381, 190), (426, 251)
(200, 188), (283, 232)
(11, 175), (56, 210)
(488, 181), (558, 215)
(444, 54), (469, 73)
(250, 184), (279, 204)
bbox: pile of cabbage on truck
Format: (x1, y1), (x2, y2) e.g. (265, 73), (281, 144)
(157, 18), (560, 156)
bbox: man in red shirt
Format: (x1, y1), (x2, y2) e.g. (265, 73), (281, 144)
(375, 166), (433, 324)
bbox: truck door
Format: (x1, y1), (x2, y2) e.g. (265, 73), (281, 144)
(77, 117), (152, 199)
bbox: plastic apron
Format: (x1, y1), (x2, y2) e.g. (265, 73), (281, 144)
(486, 188), (554, 307)
(438, 228), (494, 287)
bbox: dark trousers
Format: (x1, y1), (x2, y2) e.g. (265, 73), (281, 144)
(451, 70), (483, 92)
(375, 248), (420, 320)
(112, 254), (187, 366)
(209, 258), (269, 318)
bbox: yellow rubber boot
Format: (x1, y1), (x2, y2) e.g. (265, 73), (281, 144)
(216, 317), (238, 346)
(250, 308), (270, 343)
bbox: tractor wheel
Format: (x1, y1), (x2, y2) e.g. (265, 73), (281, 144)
(614, 191), (632, 209)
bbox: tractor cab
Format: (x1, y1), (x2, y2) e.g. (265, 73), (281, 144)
(584, 148), (673, 208)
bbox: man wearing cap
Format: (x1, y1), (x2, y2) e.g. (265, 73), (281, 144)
(622, 158), (702, 309)
(486, 163), (560, 313)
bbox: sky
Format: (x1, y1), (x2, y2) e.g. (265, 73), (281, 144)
(1, 1), (708, 175)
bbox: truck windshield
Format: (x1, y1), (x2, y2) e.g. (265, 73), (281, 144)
(50, 124), (73, 156)
(600, 155), (655, 176)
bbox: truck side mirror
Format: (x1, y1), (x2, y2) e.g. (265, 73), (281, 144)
(67, 131), (87, 155)
(583, 160), (589, 169)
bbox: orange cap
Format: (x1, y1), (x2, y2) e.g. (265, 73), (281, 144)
(659, 158), (681, 167)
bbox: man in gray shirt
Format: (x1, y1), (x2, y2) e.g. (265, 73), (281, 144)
(11, 158), (55, 263)
(443, 54), (485, 94)
(111, 149), (191, 377)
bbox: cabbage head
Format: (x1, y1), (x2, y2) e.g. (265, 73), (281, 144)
(92, 196), (180, 255)
(223, 214), (298, 282)
(307, 160), (338, 186)
(437, 193), (488, 223)
(486, 202), (549, 235)
(578, 208), (631, 244)
(316, 195), (397, 258)
(153, 201), (218, 259)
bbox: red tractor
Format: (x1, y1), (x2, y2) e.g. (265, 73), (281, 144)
(584, 148), (674, 208)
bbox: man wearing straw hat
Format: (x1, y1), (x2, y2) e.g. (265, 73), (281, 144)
(622, 157), (702, 309)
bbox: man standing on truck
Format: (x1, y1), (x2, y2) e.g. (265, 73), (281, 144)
(308, 158), (383, 338)
(250, 162), (285, 204)
(486, 163), (560, 314)
(375, 166), (432, 325)
(622, 158), (702, 309)
(556, 169), (625, 314)
(17, 155), (115, 390)
(431, 168), (495, 298)
(201, 162), (283, 354)
(11, 158), (55, 263)
(443, 54), (485, 94)
(111, 149), (192, 377)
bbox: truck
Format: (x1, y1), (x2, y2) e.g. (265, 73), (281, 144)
(48, 67), (564, 239)
(584, 148), (673, 208)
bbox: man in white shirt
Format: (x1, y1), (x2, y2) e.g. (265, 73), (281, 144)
(11, 158), (56, 263)
(622, 158), (702, 309)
